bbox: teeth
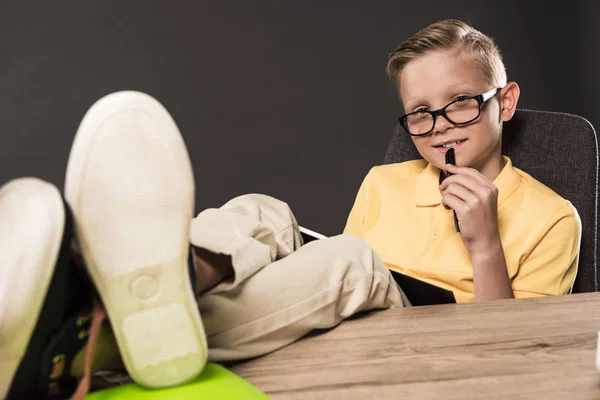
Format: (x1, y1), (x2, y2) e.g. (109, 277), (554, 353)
(442, 141), (459, 148)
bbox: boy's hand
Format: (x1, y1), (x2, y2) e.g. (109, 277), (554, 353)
(439, 164), (501, 254)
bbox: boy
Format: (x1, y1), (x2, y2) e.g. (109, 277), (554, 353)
(0, 19), (580, 399)
(344, 19), (581, 302)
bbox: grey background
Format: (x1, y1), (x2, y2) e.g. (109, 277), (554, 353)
(1, 1), (598, 235)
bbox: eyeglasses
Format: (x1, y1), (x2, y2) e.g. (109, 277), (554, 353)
(399, 87), (500, 137)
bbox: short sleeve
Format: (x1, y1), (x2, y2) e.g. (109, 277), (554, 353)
(343, 172), (371, 239)
(512, 202), (582, 298)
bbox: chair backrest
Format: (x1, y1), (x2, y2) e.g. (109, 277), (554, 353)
(383, 109), (599, 293)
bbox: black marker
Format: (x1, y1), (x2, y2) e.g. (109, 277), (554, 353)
(445, 148), (460, 233)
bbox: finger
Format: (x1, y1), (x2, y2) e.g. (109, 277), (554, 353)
(440, 173), (482, 193)
(445, 163), (459, 175)
(441, 182), (479, 204)
(442, 176), (496, 207)
(441, 193), (467, 213)
(445, 164), (495, 189)
(452, 170), (496, 196)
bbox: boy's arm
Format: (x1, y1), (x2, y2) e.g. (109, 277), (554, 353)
(470, 240), (515, 301)
(441, 165), (581, 300)
(440, 164), (514, 301)
(511, 204), (581, 298)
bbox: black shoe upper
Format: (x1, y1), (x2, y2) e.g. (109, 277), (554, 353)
(7, 203), (94, 400)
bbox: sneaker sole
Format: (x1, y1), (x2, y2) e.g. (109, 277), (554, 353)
(0, 178), (65, 399)
(64, 91), (208, 388)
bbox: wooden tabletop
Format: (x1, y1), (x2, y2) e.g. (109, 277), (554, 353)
(230, 293), (600, 399)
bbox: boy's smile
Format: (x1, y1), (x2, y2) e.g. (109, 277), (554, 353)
(433, 137), (468, 154)
(398, 49), (515, 181)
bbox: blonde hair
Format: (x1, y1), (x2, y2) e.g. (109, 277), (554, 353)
(386, 19), (507, 93)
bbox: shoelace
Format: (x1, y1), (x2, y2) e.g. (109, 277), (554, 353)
(70, 297), (106, 400)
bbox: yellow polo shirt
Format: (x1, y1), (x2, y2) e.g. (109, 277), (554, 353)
(344, 157), (581, 303)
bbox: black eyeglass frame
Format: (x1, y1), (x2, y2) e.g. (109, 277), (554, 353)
(399, 87), (501, 137)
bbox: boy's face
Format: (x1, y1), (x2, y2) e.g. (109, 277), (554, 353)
(399, 49), (506, 176)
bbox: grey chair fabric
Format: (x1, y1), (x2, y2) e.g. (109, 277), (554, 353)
(384, 109), (599, 293)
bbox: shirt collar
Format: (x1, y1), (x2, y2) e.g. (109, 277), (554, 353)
(414, 156), (521, 207)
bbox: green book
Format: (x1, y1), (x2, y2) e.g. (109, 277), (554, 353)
(86, 363), (270, 400)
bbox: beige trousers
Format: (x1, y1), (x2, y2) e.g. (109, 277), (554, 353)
(189, 194), (407, 362)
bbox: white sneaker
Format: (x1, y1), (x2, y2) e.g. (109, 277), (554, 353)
(0, 178), (66, 398)
(64, 91), (208, 388)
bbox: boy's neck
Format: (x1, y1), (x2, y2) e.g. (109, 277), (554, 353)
(477, 156), (506, 182)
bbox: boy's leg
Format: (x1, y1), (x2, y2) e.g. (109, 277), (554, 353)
(189, 193), (303, 294)
(199, 233), (406, 361)
(64, 91), (207, 388)
(189, 192), (406, 361)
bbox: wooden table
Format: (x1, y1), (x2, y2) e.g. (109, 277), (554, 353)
(230, 293), (600, 399)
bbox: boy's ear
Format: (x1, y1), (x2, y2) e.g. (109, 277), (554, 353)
(500, 82), (520, 122)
